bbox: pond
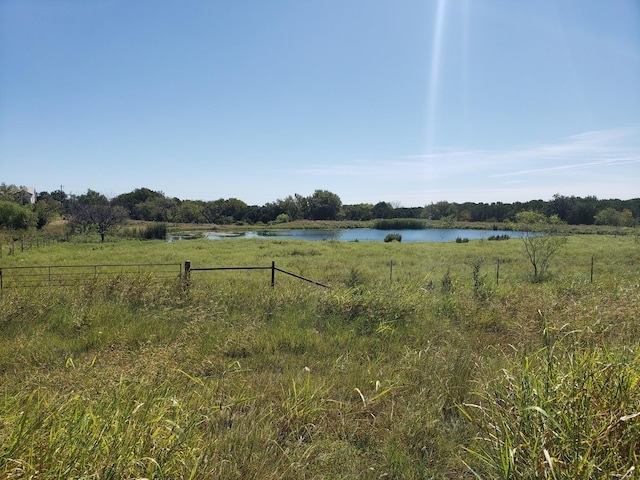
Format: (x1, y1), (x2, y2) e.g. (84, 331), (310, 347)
(168, 228), (521, 243)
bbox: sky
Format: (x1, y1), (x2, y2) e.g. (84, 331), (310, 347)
(1, 0), (639, 207)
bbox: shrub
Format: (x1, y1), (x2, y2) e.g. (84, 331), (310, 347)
(274, 213), (290, 224)
(487, 234), (510, 241)
(455, 237), (469, 243)
(384, 233), (402, 243)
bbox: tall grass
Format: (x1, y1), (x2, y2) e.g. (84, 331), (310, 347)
(373, 218), (428, 230)
(1, 235), (638, 478)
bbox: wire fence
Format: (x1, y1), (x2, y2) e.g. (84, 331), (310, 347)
(185, 260), (330, 289)
(0, 261), (330, 294)
(0, 236), (68, 258)
(0, 263), (183, 292)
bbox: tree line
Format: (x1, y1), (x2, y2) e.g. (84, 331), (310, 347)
(1, 183), (638, 239)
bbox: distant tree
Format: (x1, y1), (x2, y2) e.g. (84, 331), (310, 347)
(372, 201), (394, 219)
(134, 196), (178, 222)
(516, 211), (567, 282)
(274, 213), (290, 224)
(200, 198), (248, 224)
(70, 190), (128, 242)
(177, 200), (205, 223)
(547, 194), (598, 225)
(112, 187), (164, 218)
(594, 207), (622, 226)
(221, 198), (249, 222)
(423, 201), (457, 220)
(304, 190), (342, 220)
(621, 209), (635, 227)
(0, 200), (37, 230)
(257, 201), (282, 223)
(0, 183), (23, 202)
(201, 200), (222, 223)
(243, 205), (261, 224)
(343, 203), (373, 221)
(34, 196), (62, 228)
(49, 189), (71, 215)
(49, 189), (68, 203)
(514, 211), (548, 225)
(277, 195), (304, 221)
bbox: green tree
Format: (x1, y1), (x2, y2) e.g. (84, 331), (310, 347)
(221, 198), (249, 223)
(34, 196), (62, 228)
(0, 183), (24, 202)
(621, 209), (635, 227)
(372, 201), (394, 219)
(0, 200), (37, 230)
(112, 188), (164, 218)
(277, 195), (304, 221)
(594, 207), (622, 226)
(423, 201), (457, 220)
(134, 196), (178, 222)
(177, 200), (205, 223)
(343, 203), (374, 221)
(304, 190), (342, 220)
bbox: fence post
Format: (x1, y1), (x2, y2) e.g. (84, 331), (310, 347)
(496, 258), (500, 285)
(183, 261), (191, 291)
(271, 261), (275, 288)
(590, 256), (594, 284)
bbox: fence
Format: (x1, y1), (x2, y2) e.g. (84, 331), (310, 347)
(0, 236), (67, 258)
(185, 261), (330, 289)
(0, 260), (329, 294)
(0, 263), (183, 292)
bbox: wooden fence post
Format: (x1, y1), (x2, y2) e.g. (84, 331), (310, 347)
(496, 258), (500, 285)
(590, 256), (594, 284)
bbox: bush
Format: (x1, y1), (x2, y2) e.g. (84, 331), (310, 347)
(455, 237), (469, 243)
(274, 213), (290, 224)
(384, 233), (402, 243)
(487, 234), (510, 241)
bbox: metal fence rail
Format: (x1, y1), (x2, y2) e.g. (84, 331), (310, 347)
(0, 263), (183, 291)
(0, 261), (329, 293)
(186, 260), (330, 289)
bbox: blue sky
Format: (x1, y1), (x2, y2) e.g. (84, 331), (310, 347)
(1, 0), (638, 206)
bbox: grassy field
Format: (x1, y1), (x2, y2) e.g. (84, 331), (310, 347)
(1, 234), (639, 478)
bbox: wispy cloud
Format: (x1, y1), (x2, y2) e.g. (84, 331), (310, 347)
(294, 126), (640, 204)
(491, 157), (639, 178)
(299, 126), (640, 178)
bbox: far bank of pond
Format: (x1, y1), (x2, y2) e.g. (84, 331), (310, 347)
(168, 228), (522, 243)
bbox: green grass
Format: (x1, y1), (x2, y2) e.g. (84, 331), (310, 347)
(1, 234), (639, 478)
